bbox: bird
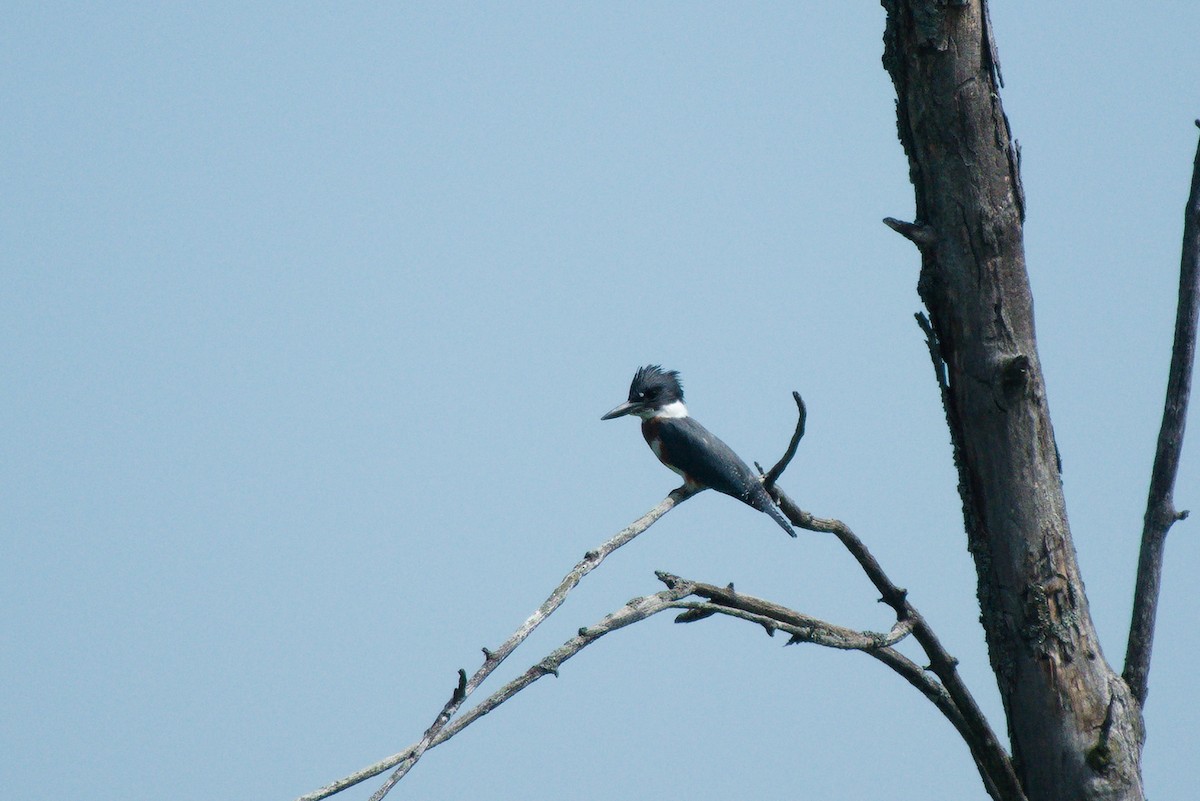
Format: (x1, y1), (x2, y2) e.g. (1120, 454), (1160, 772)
(602, 365), (796, 538)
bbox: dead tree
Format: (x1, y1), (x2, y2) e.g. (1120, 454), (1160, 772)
(881, 2), (1195, 800)
(296, 3), (1195, 800)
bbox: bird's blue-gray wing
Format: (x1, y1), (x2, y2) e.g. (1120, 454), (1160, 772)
(655, 417), (797, 538)
(655, 417), (759, 499)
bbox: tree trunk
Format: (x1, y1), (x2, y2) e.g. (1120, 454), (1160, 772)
(880, 3), (1145, 799)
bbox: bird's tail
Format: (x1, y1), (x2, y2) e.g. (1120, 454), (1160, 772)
(749, 487), (796, 538)
(765, 501), (797, 538)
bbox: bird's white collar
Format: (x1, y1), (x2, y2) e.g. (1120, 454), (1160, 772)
(639, 400), (689, 420)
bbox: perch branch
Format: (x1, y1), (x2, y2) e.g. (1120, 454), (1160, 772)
(1123, 121), (1200, 707)
(304, 384), (1031, 801)
(296, 487), (698, 801)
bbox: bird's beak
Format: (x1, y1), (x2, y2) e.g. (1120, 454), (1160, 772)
(601, 400), (640, 420)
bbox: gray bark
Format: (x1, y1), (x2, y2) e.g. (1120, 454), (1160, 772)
(880, 3), (1145, 799)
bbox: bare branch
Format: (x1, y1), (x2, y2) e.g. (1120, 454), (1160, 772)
(296, 487), (698, 801)
(333, 567), (962, 801)
(657, 573), (913, 650)
(762, 392), (806, 489)
(664, 596), (991, 773)
(657, 572), (1003, 800)
(1123, 122), (1200, 707)
(669, 598), (910, 648)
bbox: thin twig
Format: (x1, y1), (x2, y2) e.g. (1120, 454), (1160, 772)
(658, 573), (913, 650)
(1123, 121), (1200, 707)
(296, 487), (698, 801)
(763, 392), (806, 489)
(669, 598), (911, 648)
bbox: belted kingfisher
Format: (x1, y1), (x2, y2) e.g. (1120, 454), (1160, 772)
(602, 365), (796, 538)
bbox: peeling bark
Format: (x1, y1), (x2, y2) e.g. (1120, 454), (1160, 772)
(880, 3), (1145, 799)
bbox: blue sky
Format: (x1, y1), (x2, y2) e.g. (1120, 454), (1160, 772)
(4, 4), (1198, 800)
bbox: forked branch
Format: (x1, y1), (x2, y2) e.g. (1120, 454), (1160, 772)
(300, 558), (929, 801)
(296, 486), (698, 801)
(1123, 122), (1200, 707)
